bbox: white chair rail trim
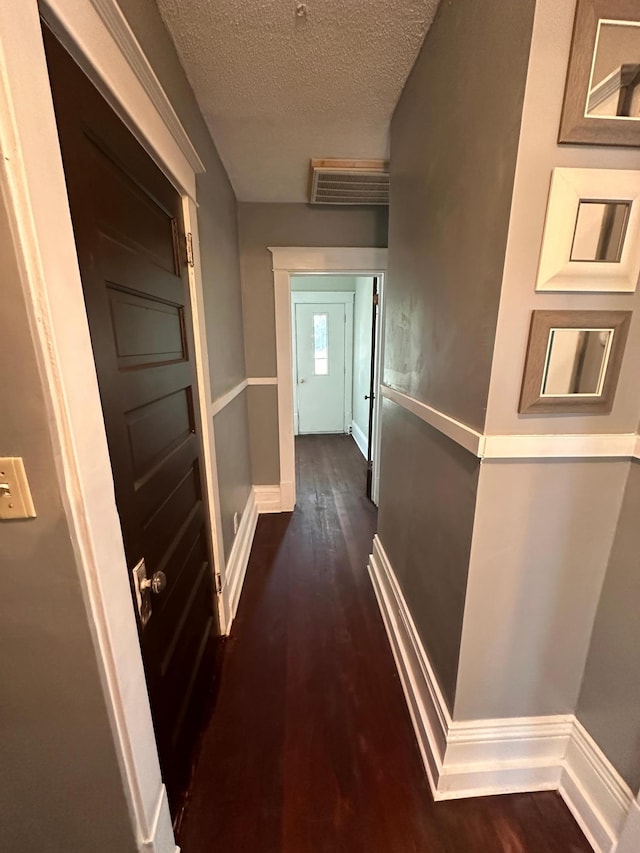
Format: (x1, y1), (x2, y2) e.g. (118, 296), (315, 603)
(380, 385), (640, 462)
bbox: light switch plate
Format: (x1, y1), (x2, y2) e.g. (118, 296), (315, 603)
(0, 457), (36, 520)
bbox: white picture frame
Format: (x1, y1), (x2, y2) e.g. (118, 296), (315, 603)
(536, 167), (640, 292)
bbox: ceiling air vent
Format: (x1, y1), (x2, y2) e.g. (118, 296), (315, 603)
(309, 159), (389, 206)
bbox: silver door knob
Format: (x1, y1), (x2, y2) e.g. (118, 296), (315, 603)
(141, 571), (167, 594)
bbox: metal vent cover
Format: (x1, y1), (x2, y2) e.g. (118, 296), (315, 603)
(309, 159), (389, 205)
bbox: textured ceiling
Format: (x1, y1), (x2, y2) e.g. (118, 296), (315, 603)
(155, 0), (440, 202)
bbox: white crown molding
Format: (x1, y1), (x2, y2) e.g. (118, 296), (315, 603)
(369, 533), (634, 849)
(382, 385), (639, 463)
(87, 0), (205, 175)
(210, 380), (248, 417)
(269, 246), (388, 273)
(221, 488), (258, 634)
(247, 376), (278, 385)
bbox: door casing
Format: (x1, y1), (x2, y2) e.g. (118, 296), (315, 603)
(0, 1), (225, 848)
(270, 247), (388, 509)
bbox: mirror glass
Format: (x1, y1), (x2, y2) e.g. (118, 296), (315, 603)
(570, 200), (630, 262)
(541, 328), (613, 396)
(586, 21), (640, 119)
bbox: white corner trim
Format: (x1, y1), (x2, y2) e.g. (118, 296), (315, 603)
(247, 377), (278, 386)
(254, 485), (283, 514)
(369, 533), (635, 849)
(381, 386), (640, 462)
(211, 379), (248, 417)
(380, 385), (483, 456)
(221, 488), (258, 635)
(86, 0), (205, 176)
(270, 246), (388, 273)
(560, 720), (634, 853)
(480, 433), (638, 460)
(351, 420), (368, 459)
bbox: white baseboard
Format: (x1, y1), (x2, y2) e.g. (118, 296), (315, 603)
(615, 798), (640, 853)
(560, 720), (633, 853)
(350, 419), (368, 459)
(222, 489), (258, 634)
(254, 484), (283, 513)
(368, 535), (447, 794)
(368, 533), (633, 849)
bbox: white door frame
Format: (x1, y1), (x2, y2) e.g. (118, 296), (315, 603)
(291, 291), (355, 435)
(0, 2), (225, 850)
(270, 248), (388, 510)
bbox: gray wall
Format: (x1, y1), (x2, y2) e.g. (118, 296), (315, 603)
(214, 392), (253, 561)
(378, 0), (535, 710)
(378, 400), (480, 710)
(117, 0), (252, 555)
(455, 0), (640, 788)
(0, 187), (137, 852)
(577, 461), (640, 791)
(385, 0), (535, 433)
(455, 458), (628, 721)
(238, 203), (388, 484)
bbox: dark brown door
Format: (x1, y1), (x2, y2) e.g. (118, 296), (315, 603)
(42, 27), (219, 807)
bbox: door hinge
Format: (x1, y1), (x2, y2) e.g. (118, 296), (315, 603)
(185, 232), (195, 267)
(215, 573), (223, 595)
(373, 292), (379, 306)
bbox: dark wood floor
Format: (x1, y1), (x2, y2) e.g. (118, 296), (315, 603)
(178, 434), (591, 853)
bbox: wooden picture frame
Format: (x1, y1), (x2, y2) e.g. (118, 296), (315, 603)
(519, 310), (631, 414)
(559, 0), (640, 146)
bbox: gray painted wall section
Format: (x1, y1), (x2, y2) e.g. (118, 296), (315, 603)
(247, 385), (281, 485)
(455, 458), (627, 721)
(386, 0), (535, 433)
(213, 391), (253, 560)
(377, 399), (480, 711)
(379, 0), (535, 710)
(238, 203), (387, 484)
(117, 0), (252, 557)
(577, 462), (640, 791)
(0, 188), (137, 852)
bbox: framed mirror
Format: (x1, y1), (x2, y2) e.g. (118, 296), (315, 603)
(536, 168), (640, 292)
(519, 310), (631, 414)
(560, 0), (640, 146)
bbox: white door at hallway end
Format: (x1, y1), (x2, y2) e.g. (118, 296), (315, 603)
(293, 294), (353, 434)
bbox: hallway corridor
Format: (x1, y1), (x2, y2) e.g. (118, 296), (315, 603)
(178, 436), (591, 853)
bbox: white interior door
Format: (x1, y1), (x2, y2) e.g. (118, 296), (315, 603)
(295, 301), (348, 433)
